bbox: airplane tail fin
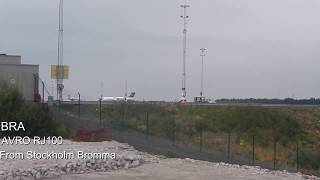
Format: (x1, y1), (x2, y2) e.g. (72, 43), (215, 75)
(129, 92), (135, 98)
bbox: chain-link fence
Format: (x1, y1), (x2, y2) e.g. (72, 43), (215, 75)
(52, 102), (320, 176)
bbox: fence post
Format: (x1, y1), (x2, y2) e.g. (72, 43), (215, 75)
(42, 81), (45, 103)
(145, 112), (149, 140)
(273, 140), (277, 170)
(172, 117), (176, 145)
(227, 132), (231, 161)
(78, 92), (80, 121)
(121, 103), (127, 126)
(99, 99), (102, 126)
(252, 135), (255, 165)
(296, 142), (299, 171)
(199, 128), (203, 152)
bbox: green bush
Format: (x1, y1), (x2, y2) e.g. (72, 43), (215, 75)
(0, 83), (24, 122)
(0, 83), (58, 137)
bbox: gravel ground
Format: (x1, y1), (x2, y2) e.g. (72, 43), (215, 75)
(57, 159), (319, 180)
(0, 140), (159, 179)
(0, 139), (318, 180)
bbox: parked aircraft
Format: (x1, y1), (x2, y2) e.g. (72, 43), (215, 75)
(100, 92), (136, 102)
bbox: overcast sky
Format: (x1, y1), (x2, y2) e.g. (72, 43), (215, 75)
(1, 0), (320, 101)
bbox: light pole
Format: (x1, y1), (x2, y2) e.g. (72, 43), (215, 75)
(200, 48), (207, 97)
(57, 0), (64, 102)
(180, 3), (190, 99)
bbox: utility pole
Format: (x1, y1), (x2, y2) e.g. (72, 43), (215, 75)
(57, 0), (64, 102)
(200, 48), (207, 97)
(180, 3), (190, 100)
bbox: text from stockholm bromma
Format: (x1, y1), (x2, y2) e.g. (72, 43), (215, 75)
(0, 151), (116, 160)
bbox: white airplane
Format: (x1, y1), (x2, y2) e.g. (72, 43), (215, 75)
(177, 97), (187, 104)
(65, 95), (80, 102)
(100, 92), (136, 102)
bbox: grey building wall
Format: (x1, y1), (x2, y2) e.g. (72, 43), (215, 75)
(0, 54), (21, 65)
(0, 55), (39, 101)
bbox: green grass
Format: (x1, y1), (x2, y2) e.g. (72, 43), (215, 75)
(64, 103), (320, 171)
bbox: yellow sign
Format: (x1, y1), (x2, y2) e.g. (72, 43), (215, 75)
(51, 65), (69, 79)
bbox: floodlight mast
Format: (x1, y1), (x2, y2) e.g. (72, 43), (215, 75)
(200, 48), (207, 97)
(125, 80), (128, 98)
(57, 0), (64, 102)
(180, 4), (190, 99)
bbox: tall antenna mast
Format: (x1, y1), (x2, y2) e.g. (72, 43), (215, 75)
(125, 80), (128, 97)
(180, 3), (190, 100)
(57, 0), (64, 102)
(100, 82), (104, 99)
(200, 48), (207, 97)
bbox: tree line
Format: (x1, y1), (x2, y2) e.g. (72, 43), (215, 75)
(216, 98), (320, 105)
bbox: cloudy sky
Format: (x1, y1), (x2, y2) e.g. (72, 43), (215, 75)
(1, 0), (320, 101)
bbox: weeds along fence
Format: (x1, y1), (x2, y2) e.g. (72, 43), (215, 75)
(55, 102), (320, 176)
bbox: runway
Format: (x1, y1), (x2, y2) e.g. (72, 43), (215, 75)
(58, 100), (320, 108)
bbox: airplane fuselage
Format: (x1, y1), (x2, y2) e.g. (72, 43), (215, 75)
(100, 92), (135, 102)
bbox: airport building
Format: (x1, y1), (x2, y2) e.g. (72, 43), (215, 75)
(0, 54), (39, 101)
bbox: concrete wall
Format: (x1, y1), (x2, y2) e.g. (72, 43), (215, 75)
(0, 64), (39, 101)
(0, 55), (21, 65)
